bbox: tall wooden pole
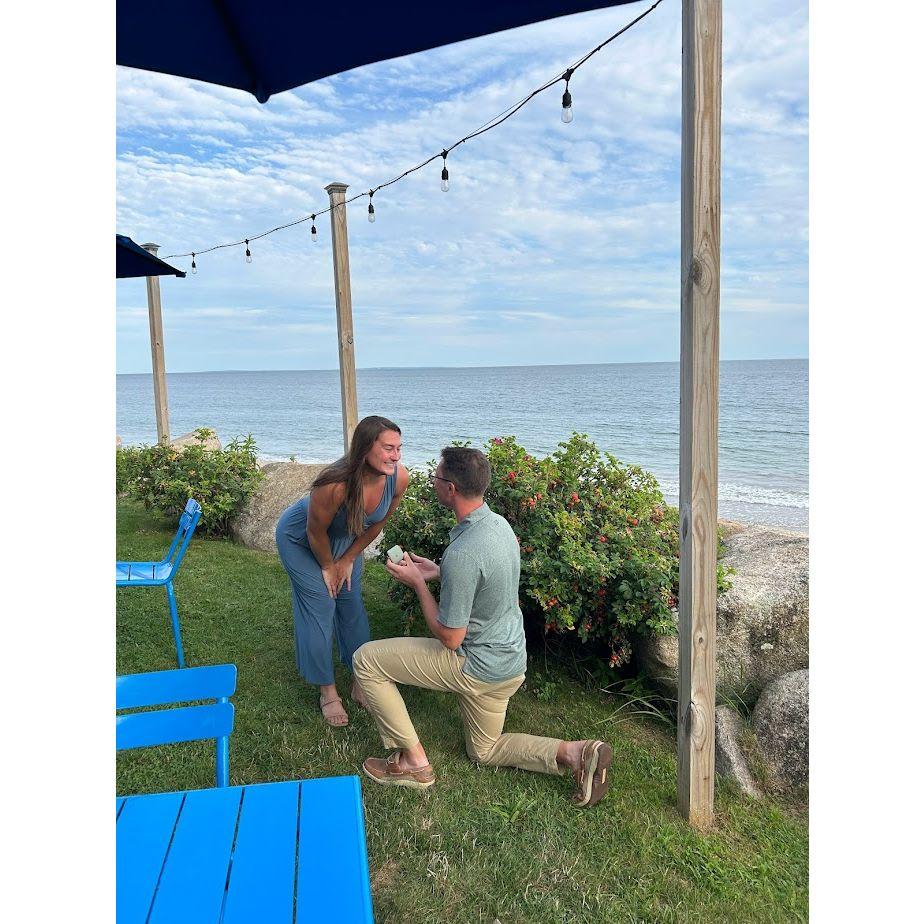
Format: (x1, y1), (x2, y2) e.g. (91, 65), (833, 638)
(325, 183), (359, 453)
(678, 0), (721, 830)
(142, 243), (171, 445)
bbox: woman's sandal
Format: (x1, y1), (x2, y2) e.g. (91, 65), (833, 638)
(319, 694), (348, 727)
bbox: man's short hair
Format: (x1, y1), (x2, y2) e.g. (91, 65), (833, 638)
(440, 447), (492, 498)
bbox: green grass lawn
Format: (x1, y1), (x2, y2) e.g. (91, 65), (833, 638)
(116, 499), (808, 924)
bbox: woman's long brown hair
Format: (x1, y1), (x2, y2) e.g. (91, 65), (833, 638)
(312, 415), (401, 537)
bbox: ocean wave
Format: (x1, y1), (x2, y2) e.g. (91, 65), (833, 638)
(657, 478), (808, 509)
(258, 454), (334, 465)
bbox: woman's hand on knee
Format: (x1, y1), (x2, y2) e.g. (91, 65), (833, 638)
(328, 557), (354, 595)
(321, 565), (341, 598)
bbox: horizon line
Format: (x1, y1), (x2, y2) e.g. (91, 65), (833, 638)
(117, 356), (809, 376)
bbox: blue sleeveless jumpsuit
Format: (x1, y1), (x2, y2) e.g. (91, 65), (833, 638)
(275, 469), (397, 686)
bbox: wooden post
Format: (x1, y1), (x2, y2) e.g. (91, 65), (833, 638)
(677, 0), (721, 830)
(325, 183), (360, 454)
(142, 243), (171, 445)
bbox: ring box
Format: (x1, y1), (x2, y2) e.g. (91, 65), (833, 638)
(386, 545), (404, 564)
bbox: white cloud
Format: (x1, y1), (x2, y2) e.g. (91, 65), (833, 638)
(117, 0), (807, 372)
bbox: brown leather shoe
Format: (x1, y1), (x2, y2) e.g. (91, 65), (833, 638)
(362, 752), (435, 790)
(571, 740), (613, 808)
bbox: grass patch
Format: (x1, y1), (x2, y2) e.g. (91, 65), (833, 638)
(117, 499), (807, 924)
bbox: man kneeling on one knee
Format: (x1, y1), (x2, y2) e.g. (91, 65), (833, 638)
(352, 446), (612, 808)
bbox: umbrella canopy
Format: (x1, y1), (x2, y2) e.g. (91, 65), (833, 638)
(117, 235), (186, 279)
(116, 0), (636, 103)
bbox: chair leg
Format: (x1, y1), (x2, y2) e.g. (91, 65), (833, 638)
(216, 733), (230, 787)
(166, 581), (186, 668)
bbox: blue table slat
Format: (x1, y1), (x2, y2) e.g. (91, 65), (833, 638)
(148, 786), (243, 924)
(296, 777), (374, 924)
(117, 798), (126, 819)
(222, 781), (300, 924)
(116, 791), (184, 924)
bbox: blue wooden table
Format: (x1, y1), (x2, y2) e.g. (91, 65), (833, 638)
(117, 776), (374, 923)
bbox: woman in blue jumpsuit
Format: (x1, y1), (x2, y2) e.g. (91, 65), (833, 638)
(276, 416), (408, 726)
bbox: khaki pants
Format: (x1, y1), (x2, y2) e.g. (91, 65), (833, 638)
(352, 637), (563, 776)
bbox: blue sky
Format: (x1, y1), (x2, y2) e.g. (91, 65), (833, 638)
(116, 0), (807, 374)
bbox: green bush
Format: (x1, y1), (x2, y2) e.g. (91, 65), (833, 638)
(381, 434), (731, 668)
(116, 428), (263, 538)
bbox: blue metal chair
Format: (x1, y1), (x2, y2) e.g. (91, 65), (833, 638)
(117, 498), (202, 667)
(116, 664), (237, 787)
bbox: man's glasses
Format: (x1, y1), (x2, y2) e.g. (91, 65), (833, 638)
(428, 474), (454, 486)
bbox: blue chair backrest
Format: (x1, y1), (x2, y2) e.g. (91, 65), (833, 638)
(162, 498), (202, 578)
(117, 664), (237, 787)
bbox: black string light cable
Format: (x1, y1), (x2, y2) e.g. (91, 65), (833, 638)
(164, 0), (665, 268)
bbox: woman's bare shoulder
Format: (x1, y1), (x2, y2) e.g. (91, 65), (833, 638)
(310, 479), (346, 511)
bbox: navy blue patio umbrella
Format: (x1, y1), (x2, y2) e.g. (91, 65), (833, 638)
(117, 234), (186, 278)
(116, 0), (636, 103)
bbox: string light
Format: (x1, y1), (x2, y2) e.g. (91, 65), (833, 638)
(561, 68), (574, 123)
(162, 0), (665, 262)
(191, 253), (197, 274)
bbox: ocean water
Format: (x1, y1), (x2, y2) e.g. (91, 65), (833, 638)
(117, 359), (808, 531)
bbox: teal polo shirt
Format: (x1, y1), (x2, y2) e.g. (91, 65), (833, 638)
(437, 502), (527, 683)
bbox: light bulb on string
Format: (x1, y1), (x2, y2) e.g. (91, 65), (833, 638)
(191, 253), (197, 275)
(561, 68), (574, 123)
(440, 150), (450, 192)
(367, 190), (376, 223)
(245, 239), (253, 263)
(310, 215), (318, 243)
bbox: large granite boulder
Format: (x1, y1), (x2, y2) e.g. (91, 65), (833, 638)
(171, 429), (222, 451)
(232, 461), (330, 552)
(637, 523), (808, 704)
(752, 669), (809, 790)
(715, 705), (761, 798)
